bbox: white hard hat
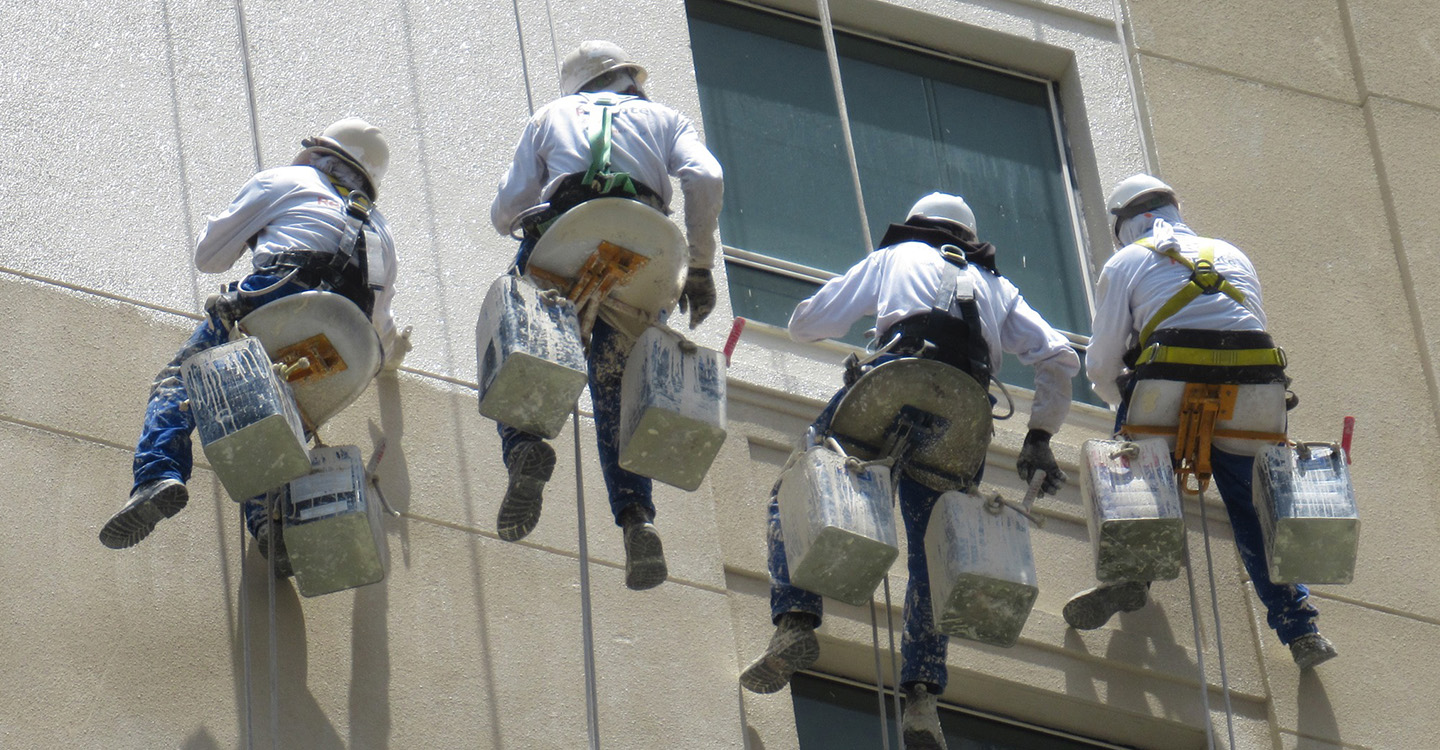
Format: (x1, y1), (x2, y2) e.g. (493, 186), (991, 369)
(295, 117), (390, 198)
(560, 41), (649, 97)
(907, 192), (976, 236)
(1106, 173), (1177, 239)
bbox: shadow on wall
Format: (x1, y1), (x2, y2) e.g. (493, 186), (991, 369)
(1060, 603), (1204, 722)
(1296, 672), (1340, 745)
(235, 553), (345, 749)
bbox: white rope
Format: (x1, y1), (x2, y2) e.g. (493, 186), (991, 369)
(231, 0), (263, 171)
(1181, 524), (1217, 749)
(1196, 486), (1238, 748)
(266, 504), (280, 750)
(883, 577), (905, 750)
(816, 0), (873, 252)
(506, 5), (601, 745)
(868, 600), (893, 750)
(508, 0), (536, 116)
(572, 410), (602, 750)
(238, 510), (255, 750)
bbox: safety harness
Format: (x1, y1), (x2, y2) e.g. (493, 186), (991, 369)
(209, 177), (381, 332)
(262, 183), (380, 317)
(873, 248), (992, 388)
(1122, 236), (1289, 490)
(521, 95), (665, 241)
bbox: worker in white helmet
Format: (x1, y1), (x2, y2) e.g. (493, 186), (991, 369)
(1067, 173), (1336, 670)
(740, 193), (1080, 750)
(99, 118), (405, 576)
(488, 41), (724, 591)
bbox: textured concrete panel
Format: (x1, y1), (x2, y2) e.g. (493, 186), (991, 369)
(1128, 0), (1358, 101)
(1256, 596), (1440, 749)
(0, 0), (251, 313)
(1137, 56), (1440, 618)
(1346, 0), (1440, 110)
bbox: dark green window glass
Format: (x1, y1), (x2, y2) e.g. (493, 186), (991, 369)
(790, 672), (1121, 749)
(687, 0), (1102, 404)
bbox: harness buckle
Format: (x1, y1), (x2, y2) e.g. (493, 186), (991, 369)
(1191, 258), (1223, 295)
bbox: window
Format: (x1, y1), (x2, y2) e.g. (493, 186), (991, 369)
(686, 0), (1101, 403)
(791, 672), (1125, 749)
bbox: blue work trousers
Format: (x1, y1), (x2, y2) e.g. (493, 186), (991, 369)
(1207, 447), (1319, 645)
(130, 275), (307, 538)
(498, 315), (653, 525)
(766, 374), (963, 691)
(1117, 387), (1318, 645)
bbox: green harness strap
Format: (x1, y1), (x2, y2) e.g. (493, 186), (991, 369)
(1136, 236), (1249, 345)
(580, 95), (638, 198)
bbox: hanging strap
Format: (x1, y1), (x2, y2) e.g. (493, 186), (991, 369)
(580, 96), (639, 198)
(1135, 237), (1249, 345)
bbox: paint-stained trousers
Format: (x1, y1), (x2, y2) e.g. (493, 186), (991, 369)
(765, 376), (962, 692)
(498, 315), (653, 525)
(128, 274), (309, 538)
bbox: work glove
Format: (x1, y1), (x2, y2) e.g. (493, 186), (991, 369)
(677, 267), (716, 330)
(1017, 428), (1066, 496)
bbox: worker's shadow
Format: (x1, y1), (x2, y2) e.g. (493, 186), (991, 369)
(1294, 671), (1340, 745)
(1062, 598), (1204, 721)
(234, 550), (346, 749)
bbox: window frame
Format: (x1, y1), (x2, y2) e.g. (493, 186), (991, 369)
(694, 0), (1098, 352)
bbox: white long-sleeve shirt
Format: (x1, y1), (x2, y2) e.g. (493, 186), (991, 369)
(789, 240), (1081, 434)
(1086, 231), (1266, 406)
(194, 165), (399, 357)
(490, 92), (724, 268)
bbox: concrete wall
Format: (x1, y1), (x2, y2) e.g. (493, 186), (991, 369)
(0, 0), (1432, 748)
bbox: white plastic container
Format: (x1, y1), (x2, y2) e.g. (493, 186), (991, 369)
(183, 337), (311, 502)
(924, 491), (1038, 648)
(476, 275), (589, 439)
(1080, 438), (1185, 582)
(777, 447), (898, 606)
(617, 327), (727, 491)
(1253, 443), (1359, 584)
(282, 445), (388, 598)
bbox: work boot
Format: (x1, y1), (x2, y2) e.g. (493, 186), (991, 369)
(1062, 581), (1149, 630)
(902, 684), (948, 750)
(739, 612), (820, 694)
(496, 441), (556, 542)
(619, 505), (667, 590)
(1289, 633), (1338, 670)
(99, 479), (189, 549)
(254, 522), (295, 579)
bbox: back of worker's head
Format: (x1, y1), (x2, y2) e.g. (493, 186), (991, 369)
(294, 117), (390, 199)
(907, 192), (977, 241)
(561, 40), (649, 97)
(1106, 173), (1178, 245)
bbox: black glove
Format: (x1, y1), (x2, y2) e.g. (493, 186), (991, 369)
(1017, 428), (1066, 496)
(677, 267), (716, 329)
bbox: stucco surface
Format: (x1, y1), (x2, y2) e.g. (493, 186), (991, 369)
(1127, 0), (1358, 102)
(1345, 0), (1440, 110)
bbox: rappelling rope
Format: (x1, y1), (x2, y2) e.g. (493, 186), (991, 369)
(507, 3), (602, 745)
(816, 0), (872, 253)
(1180, 526), (1217, 750)
(868, 601), (893, 750)
(1196, 486), (1238, 748)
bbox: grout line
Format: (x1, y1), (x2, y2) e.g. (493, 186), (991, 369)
(1131, 48), (1365, 109)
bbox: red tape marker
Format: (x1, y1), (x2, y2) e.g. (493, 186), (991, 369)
(723, 317), (746, 366)
(1341, 416), (1355, 464)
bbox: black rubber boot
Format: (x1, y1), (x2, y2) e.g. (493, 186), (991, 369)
(619, 505), (667, 590)
(99, 479), (189, 549)
(496, 441), (556, 542)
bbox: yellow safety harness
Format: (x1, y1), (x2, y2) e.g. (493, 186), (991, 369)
(1123, 237), (1289, 491)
